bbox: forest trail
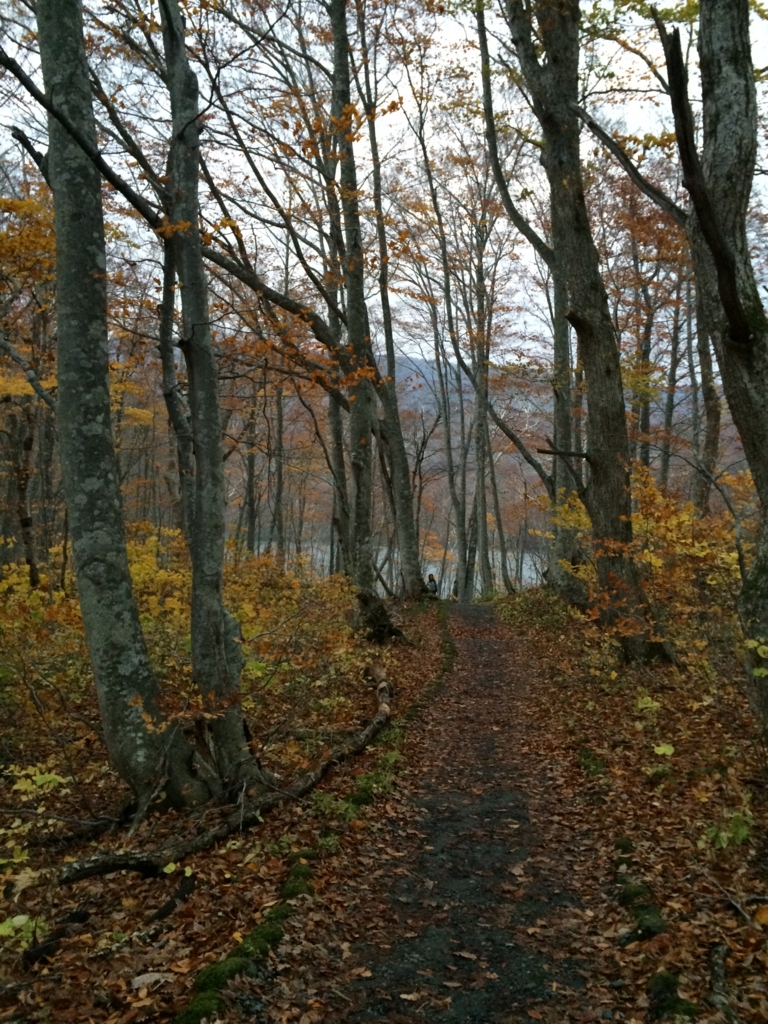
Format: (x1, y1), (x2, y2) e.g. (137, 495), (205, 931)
(331, 602), (588, 1022)
(228, 604), (602, 1024)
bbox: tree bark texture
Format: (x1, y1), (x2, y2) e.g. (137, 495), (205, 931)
(506, 0), (660, 658)
(8, 400), (40, 587)
(159, 0), (258, 790)
(329, 0), (387, 614)
(158, 241), (196, 545)
(36, 0), (205, 807)
(354, 0), (425, 597)
(662, 0), (768, 722)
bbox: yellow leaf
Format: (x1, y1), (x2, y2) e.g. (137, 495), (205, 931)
(754, 906), (768, 925)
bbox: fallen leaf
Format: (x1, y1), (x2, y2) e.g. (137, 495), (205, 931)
(454, 950), (477, 960)
(169, 960), (194, 974)
(131, 972), (173, 990)
(755, 907), (768, 925)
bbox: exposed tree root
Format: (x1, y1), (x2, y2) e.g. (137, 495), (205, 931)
(59, 674), (393, 885)
(707, 943), (745, 1024)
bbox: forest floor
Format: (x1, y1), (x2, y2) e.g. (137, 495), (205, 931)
(229, 601), (593, 1024)
(3, 595), (768, 1024)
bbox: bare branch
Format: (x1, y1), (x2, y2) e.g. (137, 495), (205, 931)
(0, 333), (57, 412)
(572, 103), (687, 226)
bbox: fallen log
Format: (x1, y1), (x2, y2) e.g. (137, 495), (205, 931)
(59, 674), (393, 885)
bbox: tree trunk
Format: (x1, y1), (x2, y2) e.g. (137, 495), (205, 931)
(37, 0), (206, 809)
(464, 489), (479, 600)
(661, 0), (768, 723)
(431, 308), (468, 600)
(159, 0), (261, 793)
(691, 289), (721, 513)
(245, 402), (258, 555)
(658, 281), (683, 490)
(328, 0), (397, 637)
(10, 401), (40, 587)
(272, 384), (285, 570)
(487, 433), (515, 595)
(354, 0), (425, 597)
(328, 393), (350, 572)
(158, 240), (196, 545)
(474, 393), (493, 595)
(506, 0), (662, 659)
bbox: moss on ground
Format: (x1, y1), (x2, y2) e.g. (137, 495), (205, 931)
(618, 882), (651, 906)
(280, 877), (314, 899)
(579, 746), (607, 776)
(173, 853), (316, 1023)
(194, 956), (251, 993)
(647, 970), (699, 1020)
(614, 835), (635, 854)
(620, 903), (667, 945)
(286, 849), (318, 865)
(286, 862), (313, 881)
(264, 902), (293, 923)
(173, 990), (222, 1024)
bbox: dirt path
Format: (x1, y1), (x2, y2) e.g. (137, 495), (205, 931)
(337, 604), (586, 1023)
(230, 604), (603, 1023)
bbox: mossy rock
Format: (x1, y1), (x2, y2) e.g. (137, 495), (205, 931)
(287, 862), (314, 882)
(620, 904), (667, 945)
(280, 878), (314, 899)
(194, 956), (251, 993)
(174, 991), (222, 1024)
(647, 971), (699, 1020)
(614, 835), (635, 854)
(618, 882), (651, 907)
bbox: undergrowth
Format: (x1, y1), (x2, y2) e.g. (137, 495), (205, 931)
(494, 570), (768, 1021)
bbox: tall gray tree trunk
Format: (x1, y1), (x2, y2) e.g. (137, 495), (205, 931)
(476, 1), (582, 603)
(473, 388), (493, 595)
(487, 431), (515, 594)
(691, 297), (720, 513)
(245, 402), (258, 555)
(37, 0), (205, 808)
(159, 0), (261, 791)
(328, 0), (396, 638)
(158, 240), (196, 545)
(658, 281), (683, 490)
(272, 384), (285, 570)
(506, 0), (663, 660)
(8, 400), (40, 587)
(328, 393), (351, 572)
(354, 0), (425, 597)
(431, 309), (468, 599)
(660, 0), (768, 723)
